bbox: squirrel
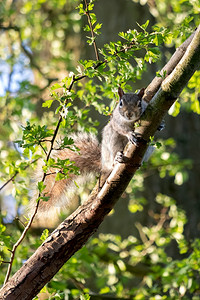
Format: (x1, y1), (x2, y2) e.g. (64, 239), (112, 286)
(29, 87), (148, 219)
(101, 86), (146, 174)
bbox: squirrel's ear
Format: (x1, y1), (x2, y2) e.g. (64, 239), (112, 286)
(118, 86), (124, 98)
(137, 87), (145, 99)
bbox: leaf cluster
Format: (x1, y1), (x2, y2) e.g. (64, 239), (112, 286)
(17, 122), (54, 151)
(42, 157), (80, 182)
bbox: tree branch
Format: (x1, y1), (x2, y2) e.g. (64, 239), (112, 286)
(0, 159), (38, 192)
(1, 25), (199, 299)
(144, 29), (196, 103)
(3, 115), (63, 284)
(84, 0), (100, 61)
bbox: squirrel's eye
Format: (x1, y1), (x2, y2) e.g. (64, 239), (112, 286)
(137, 100), (141, 107)
(119, 99), (123, 108)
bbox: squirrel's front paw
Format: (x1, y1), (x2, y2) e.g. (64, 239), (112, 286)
(129, 132), (140, 147)
(114, 151), (129, 164)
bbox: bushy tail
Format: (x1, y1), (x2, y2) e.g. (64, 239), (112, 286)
(28, 133), (101, 220)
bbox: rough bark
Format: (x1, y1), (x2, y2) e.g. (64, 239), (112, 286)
(0, 26), (199, 300)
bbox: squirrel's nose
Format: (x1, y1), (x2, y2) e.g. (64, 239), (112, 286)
(127, 112), (132, 119)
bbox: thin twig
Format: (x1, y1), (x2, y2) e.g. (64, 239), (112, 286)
(3, 116), (63, 284)
(0, 174), (17, 192)
(0, 159), (38, 192)
(3, 198), (41, 284)
(46, 116), (63, 162)
(84, 0), (100, 61)
(15, 217), (26, 228)
(69, 41), (136, 91)
(38, 142), (47, 155)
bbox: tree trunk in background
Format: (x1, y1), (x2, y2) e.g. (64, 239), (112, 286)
(143, 113), (200, 240)
(84, 0), (200, 241)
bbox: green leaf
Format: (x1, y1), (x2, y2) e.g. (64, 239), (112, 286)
(38, 196), (50, 202)
(55, 105), (62, 114)
(155, 141), (162, 149)
(93, 23), (102, 35)
(40, 229), (49, 242)
(37, 181), (46, 193)
(137, 20), (149, 31)
(84, 24), (90, 32)
(42, 100), (54, 108)
(76, 3), (85, 15)
(80, 294), (90, 300)
(90, 13), (96, 25)
(50, 83), (62, 90)
(88, 3), (94, 11)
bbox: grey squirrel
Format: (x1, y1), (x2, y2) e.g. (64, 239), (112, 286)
(29, 87), (148, 218)
(101, 86), (146, 173)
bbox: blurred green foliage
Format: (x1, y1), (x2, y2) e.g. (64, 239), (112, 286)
(0, 0), (200, 299)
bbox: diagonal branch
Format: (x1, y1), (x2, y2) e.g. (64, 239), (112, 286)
(1, 24), (200, 300)
(144, 30), (196, 103)
(0, 159), (38, 192)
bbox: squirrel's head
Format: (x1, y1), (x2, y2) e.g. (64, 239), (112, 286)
(118, 87), (145, 121)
